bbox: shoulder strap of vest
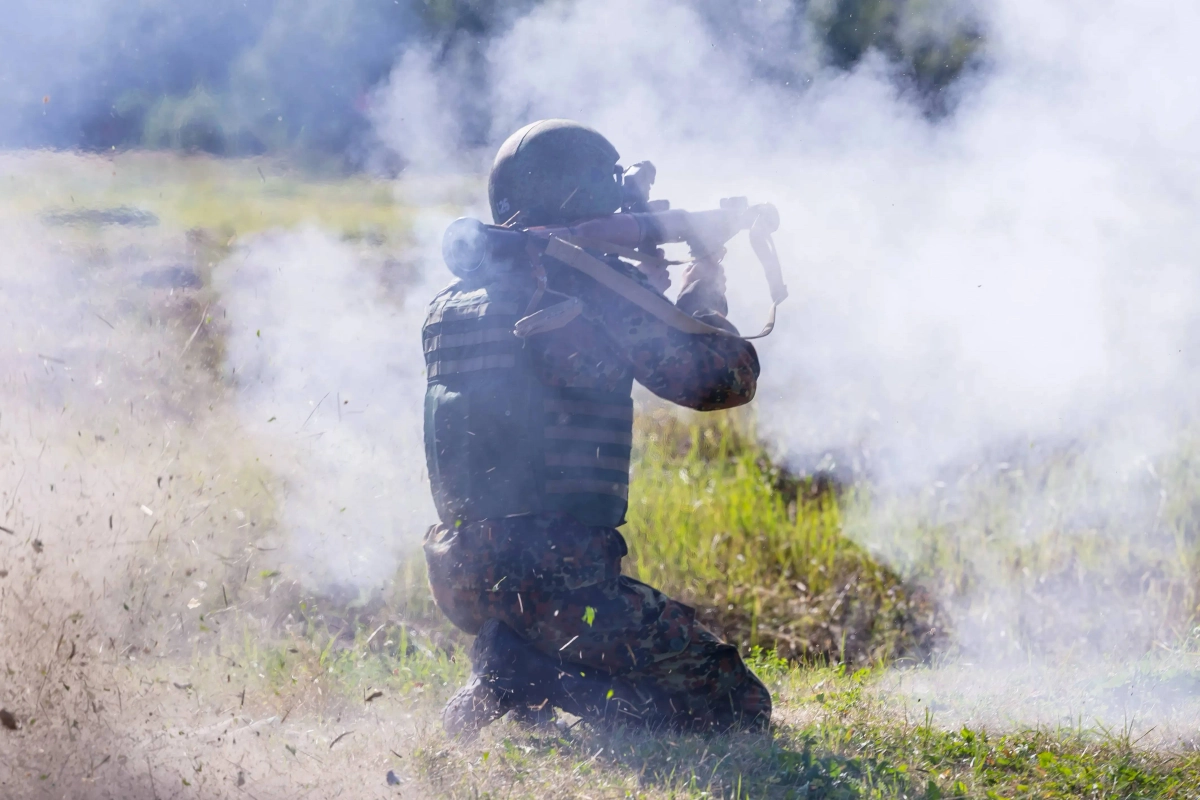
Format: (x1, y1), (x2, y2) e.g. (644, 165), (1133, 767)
(542, 236), (778, 340)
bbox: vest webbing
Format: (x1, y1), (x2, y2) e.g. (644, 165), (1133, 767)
(423, 283), (633, 527)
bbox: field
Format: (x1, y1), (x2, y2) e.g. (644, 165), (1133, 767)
(3, 152), (1200, 799)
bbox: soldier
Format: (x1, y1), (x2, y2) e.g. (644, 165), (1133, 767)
(422, 119), (771, 736)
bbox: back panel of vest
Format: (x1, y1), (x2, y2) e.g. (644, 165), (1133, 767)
(540, 386), (632, 526)
(423, 281), (540, 523)
(422, 274), (635, 528)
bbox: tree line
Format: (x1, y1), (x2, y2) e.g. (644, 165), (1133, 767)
(6, 0), (979, 162)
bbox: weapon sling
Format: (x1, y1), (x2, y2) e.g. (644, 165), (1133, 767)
(542, 236), (780, 341)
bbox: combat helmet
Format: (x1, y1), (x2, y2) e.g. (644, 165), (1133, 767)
(488, 119), (622, 227)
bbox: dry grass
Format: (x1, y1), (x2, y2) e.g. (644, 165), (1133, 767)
(0, 149), (478, 239)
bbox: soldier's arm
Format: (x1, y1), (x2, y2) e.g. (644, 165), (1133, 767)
(592, 260), (760, 411)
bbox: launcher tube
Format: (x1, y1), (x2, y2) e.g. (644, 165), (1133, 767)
(441, 204), (779, 279)
(527, 204), (777, 252)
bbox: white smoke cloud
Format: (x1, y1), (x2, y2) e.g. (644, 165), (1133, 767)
(371, 0), (1200, 470)
(364, 0), (1200, 671)
(487, 0), (1200, 481)
(214, 224), (445, 588)
(368, 47), (471, 175)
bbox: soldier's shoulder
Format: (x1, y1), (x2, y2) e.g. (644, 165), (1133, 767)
(427, 279), (515, 309)
(425, 277), (537, 326)
(428, 280), (462, 306)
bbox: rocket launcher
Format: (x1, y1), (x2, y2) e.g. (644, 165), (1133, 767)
(441, 197), (787, 339)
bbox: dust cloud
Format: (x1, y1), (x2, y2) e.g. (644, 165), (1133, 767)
(0, 153), (455, 797)
(213, 222), (444, 588)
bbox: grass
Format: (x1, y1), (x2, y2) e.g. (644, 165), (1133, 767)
(225, 401), (1200, 795)
(623, 403), (1200, 667)
(218, 621), (1200, 798)
(2, 149), (476, 240)
(8, 151), (1200, 797)
(625, 406), (941, 664)
(859, 433), (1200, 661)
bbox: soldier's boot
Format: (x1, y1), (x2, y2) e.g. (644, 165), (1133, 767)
(486, 629), (668, 730)
(506, 702), (557, 730)
(442, 619), (627, 737)
(442, 618), (521, 738)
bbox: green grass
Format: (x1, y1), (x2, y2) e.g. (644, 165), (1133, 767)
(859, 432), (1200, 660)
(625, 406), (940, 664)
(621, 405), (1200, 666)
(225, 622), (1200, 798)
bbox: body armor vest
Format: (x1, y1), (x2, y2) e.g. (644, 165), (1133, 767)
(422, 277), (634, 528)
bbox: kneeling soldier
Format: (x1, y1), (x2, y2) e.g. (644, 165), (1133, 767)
(422, 119), (772, 736)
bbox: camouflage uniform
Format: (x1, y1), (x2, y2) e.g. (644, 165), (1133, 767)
(424, 257), (771, 731)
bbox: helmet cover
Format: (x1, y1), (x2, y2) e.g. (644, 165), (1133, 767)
(488, 119), (622, 226)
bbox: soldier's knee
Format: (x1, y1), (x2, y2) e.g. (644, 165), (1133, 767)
(721, 650), (773, 730)
(736, 677), (773, 729)
(427, 582), (487, 635)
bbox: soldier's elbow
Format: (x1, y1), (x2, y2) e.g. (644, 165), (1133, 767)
(723, 383), (758, 410)
(686, 375), (758, 412)
(700, 388), (757, 411)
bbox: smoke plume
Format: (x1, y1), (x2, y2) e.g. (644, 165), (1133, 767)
(365, 0), (1200, 675)
(214, 221), (453, 588)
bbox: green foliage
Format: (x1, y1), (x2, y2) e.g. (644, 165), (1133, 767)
(625, 405), (941, 664)
(77, 0), (982, 155)
(811, 0), (982, 105)
(88, 0), (416, 156)
(140, 89), (232, 153)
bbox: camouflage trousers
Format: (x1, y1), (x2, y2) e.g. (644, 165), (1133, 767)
(423, 513), (771, 731)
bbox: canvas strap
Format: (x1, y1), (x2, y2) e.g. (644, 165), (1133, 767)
(543, 236), (779, 340)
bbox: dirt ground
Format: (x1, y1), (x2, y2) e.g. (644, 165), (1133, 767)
(0, 156), (444, 798)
